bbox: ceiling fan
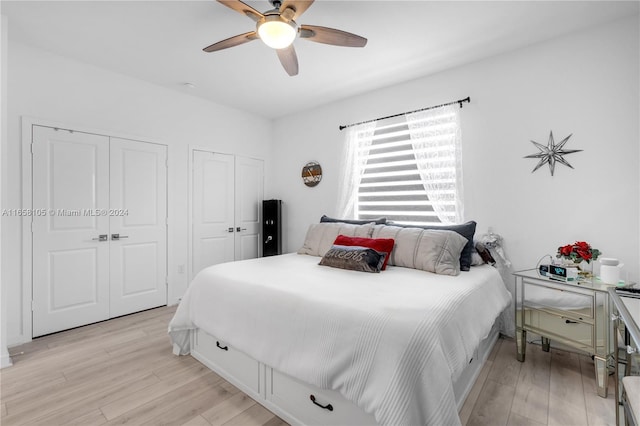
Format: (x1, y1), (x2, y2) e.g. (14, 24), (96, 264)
(203, 0), (367, 76)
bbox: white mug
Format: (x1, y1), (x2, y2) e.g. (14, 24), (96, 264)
(599, 259), (624, 284)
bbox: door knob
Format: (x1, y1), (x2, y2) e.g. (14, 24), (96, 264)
(236, 227), (247, 232)
(92, 234), (108, 242)
(228, 227), (234, 233)
(111, 234), (129, 240)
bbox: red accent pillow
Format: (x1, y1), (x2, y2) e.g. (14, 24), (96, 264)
(333, 235), (395, 270)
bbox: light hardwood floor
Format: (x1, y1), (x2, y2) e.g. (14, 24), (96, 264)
(1, 306), (615, 426)
(460, 335), (616, 426)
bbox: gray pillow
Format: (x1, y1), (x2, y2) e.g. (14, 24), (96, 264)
(319, 245), (386, 273)
(320, 215), (387, 225)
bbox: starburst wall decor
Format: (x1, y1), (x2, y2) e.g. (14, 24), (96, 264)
(524, 131), (582, 176)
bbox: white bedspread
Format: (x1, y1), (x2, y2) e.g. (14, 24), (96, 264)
(169, 253), (511, 426)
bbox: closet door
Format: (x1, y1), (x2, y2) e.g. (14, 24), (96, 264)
(109, 138), (168, 317)
(191, 151), (264, 278)
(32, 126), (110, 337)
(32, 127), (168, 336)
(234, 156), (263, 260)
(192, 150), (235, 277)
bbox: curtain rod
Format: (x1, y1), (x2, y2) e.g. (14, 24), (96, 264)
(338, 96), (470, 131)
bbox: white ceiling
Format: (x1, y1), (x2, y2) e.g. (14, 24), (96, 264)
(2, 1), (638, 119)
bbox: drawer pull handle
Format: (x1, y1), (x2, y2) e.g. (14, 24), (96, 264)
(216, 341), (229, 351)
(565, 319), (578, 324)
(310, 394), (333, 411)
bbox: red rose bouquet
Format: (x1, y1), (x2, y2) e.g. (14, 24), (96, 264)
(557, 241), (601, 264)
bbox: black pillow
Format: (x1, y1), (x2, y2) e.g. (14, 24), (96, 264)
(319, 245), (386, 273)
(320, 215), (387, 225)
(386, 221), (477, 271)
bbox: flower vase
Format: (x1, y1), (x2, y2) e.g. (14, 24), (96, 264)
(559, 258), (580, 268)
(577, 260), (593, 279)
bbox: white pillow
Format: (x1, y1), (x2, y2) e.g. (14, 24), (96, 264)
(372, 225), (468, 275)
(298, 222), (375, 257)
(414, 230), (468, 276)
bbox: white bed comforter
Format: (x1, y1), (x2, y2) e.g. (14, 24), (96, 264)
(169, 253), (511, 426)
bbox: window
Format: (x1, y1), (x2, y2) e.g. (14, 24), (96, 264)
(337, 104), (463, 225)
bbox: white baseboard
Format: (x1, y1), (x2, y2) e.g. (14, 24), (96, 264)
(0, 347), (13, 369)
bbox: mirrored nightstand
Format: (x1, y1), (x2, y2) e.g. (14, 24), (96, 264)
(514, 269), (615, 397)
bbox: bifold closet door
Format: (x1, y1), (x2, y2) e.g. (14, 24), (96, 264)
(109, 138), (168, 318)
(191, 151), (263, 278)
(32, 126), (111, 337)
(32, 127), (168, 337)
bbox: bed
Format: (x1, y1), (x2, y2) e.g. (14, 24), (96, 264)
(169, 221), (511, 426)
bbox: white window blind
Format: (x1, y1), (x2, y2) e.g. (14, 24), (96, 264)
(339, 104), (463, 225)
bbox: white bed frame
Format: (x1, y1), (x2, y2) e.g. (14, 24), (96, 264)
(190, 321), (500, 425)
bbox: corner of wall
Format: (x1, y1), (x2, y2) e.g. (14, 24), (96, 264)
(1, 12), (14, 368)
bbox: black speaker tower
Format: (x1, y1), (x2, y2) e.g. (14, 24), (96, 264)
(262, 199), (282, 257)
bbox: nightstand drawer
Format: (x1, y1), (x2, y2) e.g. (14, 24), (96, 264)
(522, 278), (594, 319)
(525, 308), (593, 350)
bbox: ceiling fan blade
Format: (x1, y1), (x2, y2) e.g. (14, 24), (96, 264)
(216, 0), (264, 22)
(299, 25), (367, 47)
(203, 31), (258, 52)
(279, 0), (314, 21)
(276, 45), (299, 76)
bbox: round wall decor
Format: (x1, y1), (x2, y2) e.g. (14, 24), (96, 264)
(301, 161), (322, 187)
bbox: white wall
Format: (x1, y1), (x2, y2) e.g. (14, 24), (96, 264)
(271, 15), (640, 283)
(2, 41), (274, 345)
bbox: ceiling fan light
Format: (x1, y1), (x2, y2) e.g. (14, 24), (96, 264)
(257, 17), (297, 49)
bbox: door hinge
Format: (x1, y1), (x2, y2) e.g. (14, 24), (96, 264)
(30, 221), (34, 233)
(166, 277), (169, 287)
(31, 300), (35, 311)
(30, 143), (34, 155)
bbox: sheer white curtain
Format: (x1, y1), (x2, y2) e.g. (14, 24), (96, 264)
(335, 122), (377, 219)
(406, 105), (463, 224)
